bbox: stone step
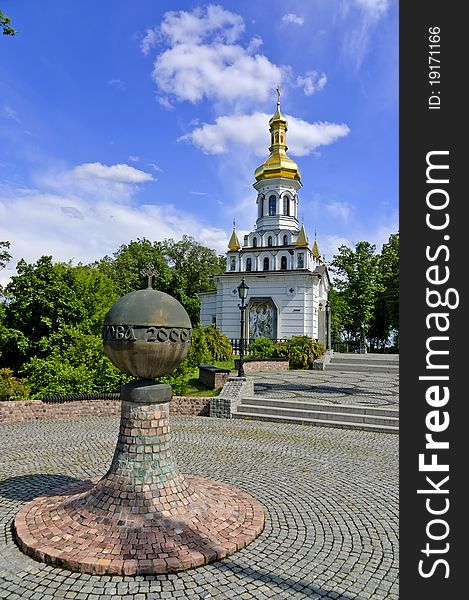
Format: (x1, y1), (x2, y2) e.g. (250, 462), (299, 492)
(236, 402), (398, 428)
(327, 362), (399, 373)
(242, 396), (398, 418)
(331, 354), (399, 366)
(233, 410), (399, 434)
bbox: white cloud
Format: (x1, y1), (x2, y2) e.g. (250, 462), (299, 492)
(354, 0), (390, 19)
(153, 39), (282, 106)
(324, 201), (353, 221)
(128, 155), (140, 162)
(141, 28), (159, 55)
(2, 105), (21, 123)
(143, 5), (283, 107)
(72, 162), (153, 183)
(0, 165), (229, 286)
(159, 4), (245, 45)
(147, 162), (163, 173)
(180, 112), (350, 156)
(296, 71), (327, 96)
(342, 0), (392, 69)
(282, 13), (304, 26)
(107, 78), (125, 90)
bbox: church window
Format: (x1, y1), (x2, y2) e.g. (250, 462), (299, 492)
(253, 237), (257, 248)
(283, 196), (290, 216)
(268, 236), (273, 247)
(280, 134), (284, 144)
(275, 133), (279, 143)
(281, 256), (287, 270)
(246, 258), (252, 271)
(259, 195), (264, 217)
(263, 257), (269, 271)
(297, 253), (304, 269)
(230, 258), (236, 271)
(269, 195), (276, 216)
(283, 234), (288, 245)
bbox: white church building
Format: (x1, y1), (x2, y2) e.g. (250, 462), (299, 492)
(199, 93), (331, 346)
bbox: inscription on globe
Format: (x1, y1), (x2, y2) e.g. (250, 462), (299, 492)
(103, 288), (192, 379)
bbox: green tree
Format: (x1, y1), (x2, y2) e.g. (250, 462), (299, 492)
(1, 257), (85, 369)
(0, 241), (11, 270)
(95, 238), (171, 297)
(369, 233), (399, 350)
(331, 241), (381, 344)
(160, 236), (224, 324)
(1, 10), (16, 35)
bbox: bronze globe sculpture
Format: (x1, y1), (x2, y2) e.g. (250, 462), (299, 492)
(14, 268), (264, 575)
(103, 287), (192, 379)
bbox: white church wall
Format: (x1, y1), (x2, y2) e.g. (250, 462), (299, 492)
(199, 292), (217, 327)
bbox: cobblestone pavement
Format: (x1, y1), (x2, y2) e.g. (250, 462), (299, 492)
(0, 415), (398, 599)
(253, 370), (399, 407)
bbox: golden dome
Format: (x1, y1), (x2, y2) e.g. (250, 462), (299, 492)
(254, 86), (301, 182)
(311, 230), (321, 259)
(296, 222), (309, 248)
(228, 223), (240, 251)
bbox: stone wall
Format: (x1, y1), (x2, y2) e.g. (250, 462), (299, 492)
(234, 359), (289, 373)
(198, 365), (231, 390)
(209, 376), (254, 419)
(0, 396), (210, 424)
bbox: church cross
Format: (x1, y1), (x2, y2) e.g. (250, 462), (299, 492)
(140, 263), (158, 289)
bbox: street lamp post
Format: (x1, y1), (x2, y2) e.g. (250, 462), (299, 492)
(237, 278), (249, 378)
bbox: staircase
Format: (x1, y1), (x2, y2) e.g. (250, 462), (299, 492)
(327, 352), (399, 374)
(233, 396), (398, 433)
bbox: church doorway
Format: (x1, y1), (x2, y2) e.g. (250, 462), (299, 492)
(248, 298), (277, 339)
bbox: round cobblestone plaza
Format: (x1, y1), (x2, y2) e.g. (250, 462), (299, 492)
(0, 410), (398, 599)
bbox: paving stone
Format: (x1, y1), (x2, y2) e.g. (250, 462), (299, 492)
(1, 394), (398, 598)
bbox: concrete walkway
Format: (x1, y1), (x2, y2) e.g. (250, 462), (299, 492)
(0, 413), (398, 599)
(252, 360), (399, 408)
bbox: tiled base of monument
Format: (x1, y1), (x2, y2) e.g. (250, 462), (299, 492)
(13, 382), (264, 575)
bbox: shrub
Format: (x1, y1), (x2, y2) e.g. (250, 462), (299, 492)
(273, 340), (289, 359)
(202, 324), (232, 362)
(247, 337), (275, 359)
(286, 336), (326, 369)
(184, 326), (212, 368)
(157, 361), (191, 395)
(21, 328), (131, 397)
(273, 336), (325, 369)
(0, 368), (29, 400)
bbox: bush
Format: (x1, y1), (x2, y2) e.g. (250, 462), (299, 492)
(0, 368), (29, 400)
(157, 361), (192, 395)
(184, 326), (212, 368)
(202, 324), (232, 362)
(273, 336), (325, 369)
(247, 337), (275, 359)
(21, 328), (131, 397)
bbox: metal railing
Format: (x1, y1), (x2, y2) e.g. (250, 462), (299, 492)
(229, 338), (288, 356)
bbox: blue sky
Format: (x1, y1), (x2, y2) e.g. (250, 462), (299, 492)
(0, 0), (398, 285)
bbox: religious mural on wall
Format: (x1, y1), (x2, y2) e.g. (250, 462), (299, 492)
(248, 299), (276, 339)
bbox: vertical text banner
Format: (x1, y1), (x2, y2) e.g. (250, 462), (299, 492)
(400, 2), (465, 597)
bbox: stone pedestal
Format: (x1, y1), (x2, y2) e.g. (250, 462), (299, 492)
(14, 382), (264, 575)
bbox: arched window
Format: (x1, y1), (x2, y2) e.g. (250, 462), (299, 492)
(283, 196), (290, 216)
(246, 258), (252, 272)
(281, 256), (287, 270)
(263, 257), (269, 271)
(258, 195), (264, 218)
(253, 237), (257, 248)
(230, 258), (236, 271)
(268, 236), (273, 247)
(269, 195), (276, 216)
(283, 234), (288, 246)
